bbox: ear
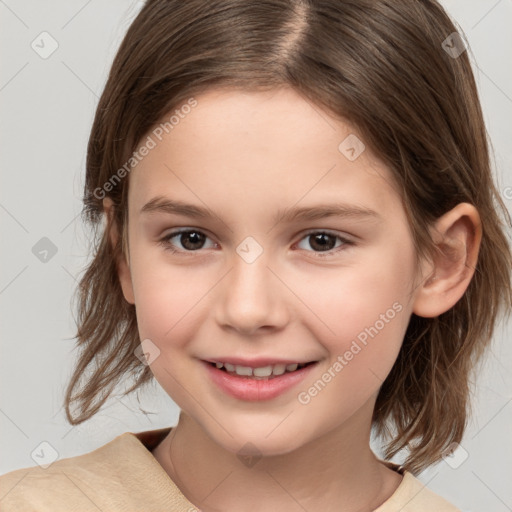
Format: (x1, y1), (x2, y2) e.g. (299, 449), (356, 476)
(412, 202), (482, 318)
(103, 197), (135, 305)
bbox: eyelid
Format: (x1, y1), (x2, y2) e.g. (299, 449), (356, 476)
(299, 228), (353, 240)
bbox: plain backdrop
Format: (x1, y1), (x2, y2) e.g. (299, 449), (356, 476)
(1, 1), (511, 510)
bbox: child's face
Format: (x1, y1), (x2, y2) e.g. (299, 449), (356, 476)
(120, 87), (424, 455)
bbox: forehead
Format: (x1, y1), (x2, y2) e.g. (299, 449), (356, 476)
(128, 87), (402, 222)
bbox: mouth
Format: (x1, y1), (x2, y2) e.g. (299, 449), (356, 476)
(204, 360), (317, 380)
(203, 359), (319, 401)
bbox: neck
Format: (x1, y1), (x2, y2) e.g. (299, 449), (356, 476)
(152, 398), (402, 512)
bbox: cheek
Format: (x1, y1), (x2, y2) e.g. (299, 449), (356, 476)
(129, 250), (215, 346)
(295, 243), (414, 373)
(130, 260), (211, 396)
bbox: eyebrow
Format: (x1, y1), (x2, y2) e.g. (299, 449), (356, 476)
(140, 196), (381, 224)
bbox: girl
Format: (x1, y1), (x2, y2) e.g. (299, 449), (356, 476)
(1, 0), (510, 510)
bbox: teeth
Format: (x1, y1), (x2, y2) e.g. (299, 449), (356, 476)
(212, 361), (308, 377)
(253, 365), (273, 377)
(271, 364), (286, 376)
(234, 365), (253, 376)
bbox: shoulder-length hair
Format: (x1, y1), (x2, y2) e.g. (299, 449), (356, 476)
(64, 0), (512, 475)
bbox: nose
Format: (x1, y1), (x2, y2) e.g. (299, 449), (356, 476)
(215, 250), (289, 336)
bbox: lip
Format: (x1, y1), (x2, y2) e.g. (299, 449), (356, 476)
(203, 357), (316, 368)
(202, 360), (318, 401)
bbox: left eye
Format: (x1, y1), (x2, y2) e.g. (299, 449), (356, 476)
(295, 231), (351, 256)
(159, 229), (352, 257)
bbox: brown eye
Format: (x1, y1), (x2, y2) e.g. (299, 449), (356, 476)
(307, 233), (338, 251)
(160, 229), (215, 253)
(296, 231), (353, 257)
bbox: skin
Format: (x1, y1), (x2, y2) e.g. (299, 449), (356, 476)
(104, 87), (481, 511)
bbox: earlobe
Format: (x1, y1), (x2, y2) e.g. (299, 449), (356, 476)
(102, 197), (135, 305)
(412, 203), (482, 318)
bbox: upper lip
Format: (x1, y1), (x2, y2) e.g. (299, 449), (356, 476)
(203, 357), (318, 368)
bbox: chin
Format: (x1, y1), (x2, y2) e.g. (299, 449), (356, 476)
(209, 423), (309, 458)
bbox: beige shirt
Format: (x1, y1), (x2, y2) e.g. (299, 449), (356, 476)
(0, 427), (460, 511)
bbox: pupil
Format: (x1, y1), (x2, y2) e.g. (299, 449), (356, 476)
(182, 231), (204, 250)
(311, 233), (335, 251)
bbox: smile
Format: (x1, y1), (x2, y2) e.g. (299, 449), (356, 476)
(202, 359), (319, 401)
(207, 361), (314, 378)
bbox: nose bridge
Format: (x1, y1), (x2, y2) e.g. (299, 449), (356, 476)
(216, 243), (287, 334)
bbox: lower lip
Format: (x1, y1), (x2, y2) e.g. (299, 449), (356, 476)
(202, 361), (317, 401)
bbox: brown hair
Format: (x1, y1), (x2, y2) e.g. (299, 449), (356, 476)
(64, 0), (512, 475)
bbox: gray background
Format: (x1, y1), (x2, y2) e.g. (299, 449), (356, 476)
(1, 1), (511, 510)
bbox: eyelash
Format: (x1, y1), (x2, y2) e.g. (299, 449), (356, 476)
(158, 228), (354, 258)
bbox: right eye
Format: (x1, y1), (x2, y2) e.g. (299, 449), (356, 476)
(159, 229), (217, 254)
